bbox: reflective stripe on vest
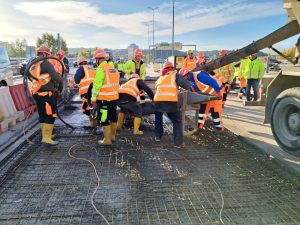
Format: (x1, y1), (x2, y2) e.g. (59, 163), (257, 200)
(119, 78), (139, 98)
(154, 71), (178, 102)
(192, 72), (223, 96)
(97, 64), (120, 101)
(30, 61), (51, 94)
(79, 65), (96, 95)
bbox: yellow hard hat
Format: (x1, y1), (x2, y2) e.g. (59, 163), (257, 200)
(187, 50), (193, 55)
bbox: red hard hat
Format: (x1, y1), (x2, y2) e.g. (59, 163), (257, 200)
(93, 49), (106, 59)
(179, 67), (190, 77)
(77, 57), (87, 65)
(198, 51), (204, 58)
(163, 61), (174, 70)
(219, 50), (228, 56)
(37, 45), (50, 55)
(134, 49), (142, 56)
(57, 50), (66, 56)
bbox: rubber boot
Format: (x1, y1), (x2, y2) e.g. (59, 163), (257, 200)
(133, 117), (143, 135)
(110, 122), (117, 142)
(42, 123), (58, 145)
(89, 115), (97, 128)
(117, 112), (125, 129)
(99, 125), (112, 145)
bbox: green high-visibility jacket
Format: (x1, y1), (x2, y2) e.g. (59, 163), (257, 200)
(117, 62), (125, 72)
(244, 57), (265, 79)
(125, 59), (146, 80)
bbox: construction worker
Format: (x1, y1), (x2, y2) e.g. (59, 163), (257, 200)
(91, 49), (119, 145)
(74, 57), (97, 127)
(244, 53), (265, 101)
(117, 57), (126, 78)
(216, 50), (235, 104)
(29, 45), (63, 145)
(179, 68), (224, 133)
(197, 51), (206, 65)
(117, 73), (154, 134)
(154, 62), (191, 147)
(125, 49), (146, 80)
(56, 50), (69, 74)
(183, 50), (198, 71)
(237, 57), (248, 99)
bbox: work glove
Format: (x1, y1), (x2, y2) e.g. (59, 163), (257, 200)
(216, 92), (222, 100)
(140, 99), (145, 104)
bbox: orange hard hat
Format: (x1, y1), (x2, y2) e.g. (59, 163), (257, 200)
(93, 49), (106, 59)
(77, 57), (87, 65)
(37, 45), (50, 55)
(134, 49), (142, 56)
(57, 50), (66, 56)
(219, 50), (228, 56)
(179, 67), (190, 77)
(162, 61), (174, 70)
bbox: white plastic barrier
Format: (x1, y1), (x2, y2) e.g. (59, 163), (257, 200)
(0, 87), (18, 130)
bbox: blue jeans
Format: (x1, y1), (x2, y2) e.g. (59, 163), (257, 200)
(246, 79), (259, 101)
(155, 111), (183, 145)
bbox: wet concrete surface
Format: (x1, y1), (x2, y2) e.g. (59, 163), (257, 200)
(0, 104), (300, 225)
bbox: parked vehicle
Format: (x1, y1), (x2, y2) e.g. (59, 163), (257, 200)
(0, 46), (13, 86)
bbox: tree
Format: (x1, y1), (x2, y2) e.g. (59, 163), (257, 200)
(36, 33), (68, 54)
(7, 39), (27, 57)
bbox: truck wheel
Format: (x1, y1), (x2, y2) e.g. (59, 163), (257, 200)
(271, 88), (300, 156)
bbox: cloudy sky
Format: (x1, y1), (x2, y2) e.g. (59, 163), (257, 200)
(0, 0), (298, 51)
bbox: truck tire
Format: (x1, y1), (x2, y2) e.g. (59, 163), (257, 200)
(271, 87), (300, 156)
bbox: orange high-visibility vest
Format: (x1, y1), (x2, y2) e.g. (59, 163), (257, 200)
(192, 72), (223, 96)
(49, 58), (65, 75)
(119, 78), (139, 98)
(29, 61), (51, 94)
(154, 71), (178, 102)
(79, 65), (96, 95)
(97, 64), (119, 101)
(183, 57), (198, 71)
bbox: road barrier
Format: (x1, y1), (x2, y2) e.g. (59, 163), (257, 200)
(0, 87), (18, 132)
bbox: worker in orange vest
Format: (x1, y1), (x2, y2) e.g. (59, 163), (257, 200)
(216, 50), (235, 104)
(91, 49), (120, 145)
(29, 45), (63, 145)
(56, 50), (69, 74)
(179, 68), (225, 133)
(117, 73), (154, 134)
(154, 62), (191, 147)
(74, 57), (97, 127)
(183, 50), (198, 71)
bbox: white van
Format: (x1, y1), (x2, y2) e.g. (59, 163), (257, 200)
(0, 46), (13, 86)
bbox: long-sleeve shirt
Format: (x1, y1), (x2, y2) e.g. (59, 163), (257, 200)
(91, 61), (107, 102)
(74, 66), (85, 84)
(155, 73), (191, 113)
(189, 71), (222, 93)
(39, 59), (62, 92)
(119, 79), (154, 102)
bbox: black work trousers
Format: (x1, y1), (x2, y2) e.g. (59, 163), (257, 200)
(117, 101), (143, 118)
(33, 92), (57, 124)
(97, 100), (117, 126)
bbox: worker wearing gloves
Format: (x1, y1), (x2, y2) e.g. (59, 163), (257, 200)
(244, 53), (265, 101)
(91, 49), (120, 145)
(179, 68), (224, 133)
(29, 45), (63, 145)
(154, 62), (191, 147)
(117, 57), (126, 79)
(117, 73), (154, 135)
(125, 49), (146, 80)
(183, 50), (198, 71)
(74, 57), (97, 127)
(216, 50), (235, 103)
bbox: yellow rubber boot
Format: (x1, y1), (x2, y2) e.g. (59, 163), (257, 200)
(99, 125), (112, 145)
(133, 117), (143, 135)
(117, 112), (125, 129)
(42, 123), (58, 145)
(110, 122), (117, 142)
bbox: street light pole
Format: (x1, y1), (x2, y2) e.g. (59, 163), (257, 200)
(172, 0), (175, 56)
(148, 6), (158, 63)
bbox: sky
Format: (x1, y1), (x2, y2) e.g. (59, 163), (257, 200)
(0, 0), (299, 52)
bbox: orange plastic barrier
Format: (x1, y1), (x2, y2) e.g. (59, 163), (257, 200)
(9, 84), (36, 118)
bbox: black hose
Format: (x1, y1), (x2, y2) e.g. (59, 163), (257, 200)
(24, 56), (74, 129)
